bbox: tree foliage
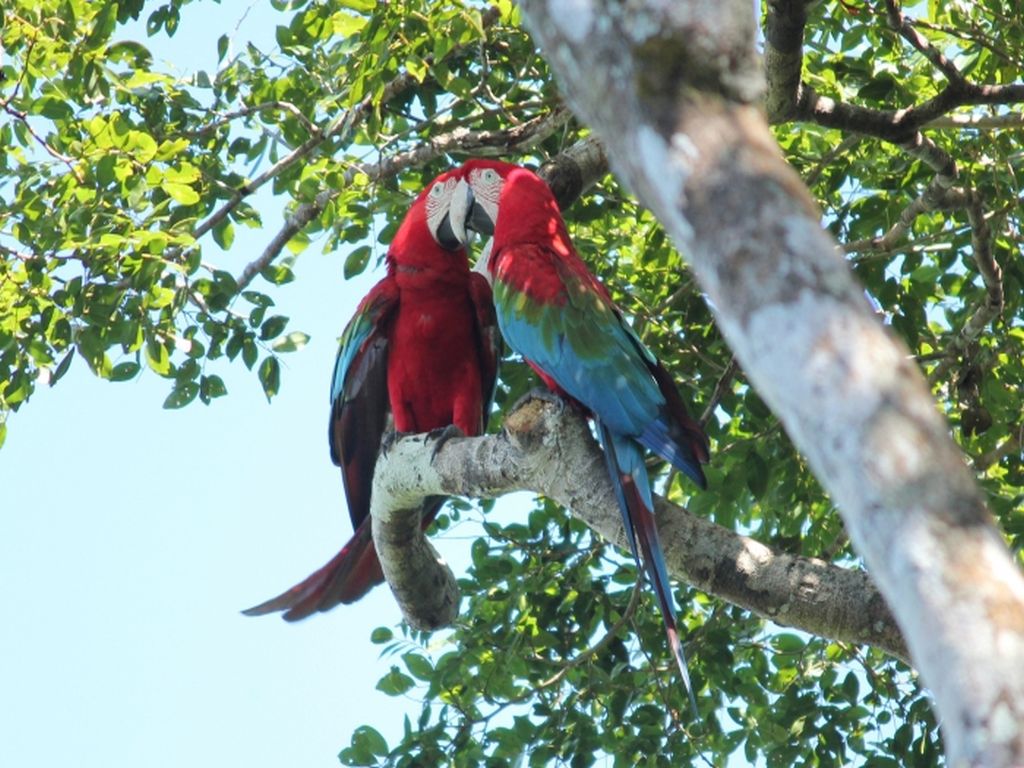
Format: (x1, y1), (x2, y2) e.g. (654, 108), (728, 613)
(2, 0), (1022, 765)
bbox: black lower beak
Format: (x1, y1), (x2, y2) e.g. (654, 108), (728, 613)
(467, 200), (495, 236)
(435, 213), (462, 250)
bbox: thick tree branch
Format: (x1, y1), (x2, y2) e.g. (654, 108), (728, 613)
(764, 0), (813, 123)
(796, 80), (1024, 141)
(538, 135), (608, 210)
(371, 397), (908, 660)
(514, 1), (1024, 764)
(765, 0), (1024, 142)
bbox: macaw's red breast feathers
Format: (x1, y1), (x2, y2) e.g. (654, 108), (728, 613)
(244, 170), (500, 620)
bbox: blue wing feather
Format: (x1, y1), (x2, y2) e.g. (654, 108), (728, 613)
(327, 278), (399, 530)
(330, 280), (397, 406)
(495, 268), (661, 433)
(493, 239), (704, 712)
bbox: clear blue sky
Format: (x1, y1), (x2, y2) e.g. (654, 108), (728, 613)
(0, 4), (494, 766)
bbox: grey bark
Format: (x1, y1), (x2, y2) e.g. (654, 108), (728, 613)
(514, 1), (1024, 765)
(371, 396), (907, 659)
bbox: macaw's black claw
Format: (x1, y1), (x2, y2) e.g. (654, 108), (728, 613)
(381, 428), (413, 457)
(426, 424), (466, 460)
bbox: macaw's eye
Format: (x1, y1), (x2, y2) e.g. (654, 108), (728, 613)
(482, 169), (499, 183)
(429, 183), (446, 198)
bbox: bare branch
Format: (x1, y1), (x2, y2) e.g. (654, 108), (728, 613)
(372, 396), (908, 659)
(843, 134), (958, 254)
(764, 0), (813, 123)
(700, 357), (738, 426)
(1, 103), (84, 183)
(929, 188), (1004, 384)
(883, 0), (970, 87)
(793, 78), (1024, 142)
(927, 112), (1024, 130)
(183, 101), (322, 139)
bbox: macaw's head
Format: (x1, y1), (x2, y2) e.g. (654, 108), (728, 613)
(450, 159), (563, 238)
(449, 159), (571, 268)
(419, 168), (470, 250)
(388, 168), (475, 274)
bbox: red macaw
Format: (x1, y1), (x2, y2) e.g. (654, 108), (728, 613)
(451, 160), (709, 709)
(244, 169), (500, 621)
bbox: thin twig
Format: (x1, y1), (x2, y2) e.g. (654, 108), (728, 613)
(183, 101), (322, 139)
(843, 133), (957, 253)
(700, 358), (738, 427)
(883, 0), (969, 86)
(1, 104), (84, 182)
(537, 577), (645, 689)
(929, 188), (1003, 384)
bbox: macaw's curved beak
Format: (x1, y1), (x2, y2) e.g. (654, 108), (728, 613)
(436, 179), (472, 249)
(444, 179), (496, 248)
(466, 187), (496, 237)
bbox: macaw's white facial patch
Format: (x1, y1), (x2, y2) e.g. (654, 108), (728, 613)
(425, 177), (460, 243)
(467, 167), (504, 229)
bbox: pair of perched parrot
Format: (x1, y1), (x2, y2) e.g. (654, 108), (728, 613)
(244, 160), (710, 706)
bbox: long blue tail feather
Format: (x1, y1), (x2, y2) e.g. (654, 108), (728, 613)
(598, 422), (699, 716)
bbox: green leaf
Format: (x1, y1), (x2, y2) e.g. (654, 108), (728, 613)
(258, 356), (280, 400)
(369, 627), (393, 644)
(402, 652), (434, 682)
(355, 725), (388, 756)
(773, 634), (806, 653)
(242, 291), (274, 308)
(163, 382), (199, 409)
(163, 181), (200, 205)
(52, 351), (75, 383)
(242, 337), (258, 369)
(259, 315), (288, 341)
(260, 264), (295, 285)
(212, 219), (235, 250)
(271, 331), (309, 353)
(199, 374), (227, 404)
(145, 339), (171, 376)
(344, 245), (371, 278)
(32, 97), (74, 121)
(110, 361), (141, 381)
(332, 11), (368, 37)
(745, 451), (769, 498)
(376, 667), (414, 697)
